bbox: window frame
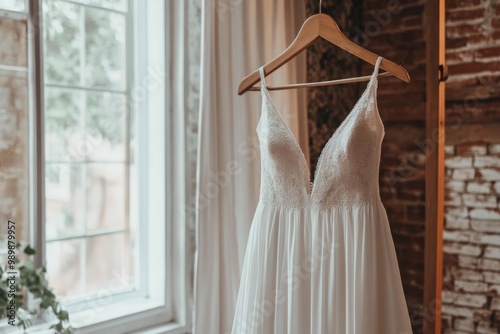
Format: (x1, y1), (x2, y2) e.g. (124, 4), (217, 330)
(8, 0), (192, 333)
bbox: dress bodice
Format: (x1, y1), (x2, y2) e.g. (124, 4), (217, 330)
(256, 57), (385, 210)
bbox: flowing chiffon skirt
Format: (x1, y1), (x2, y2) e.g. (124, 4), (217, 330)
(231, 200), (413, 334)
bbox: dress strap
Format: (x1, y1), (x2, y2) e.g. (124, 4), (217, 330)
(370, 57), (383, 83)
(258, 66), (267, 91)
(367, 56), (383, 89)
(374, 56), (383, 74)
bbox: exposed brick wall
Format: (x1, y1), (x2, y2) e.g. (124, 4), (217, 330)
(442, 0), (500, 332)
(379, 122), (426, 320)
(360, 1), (427, 331)
(442, 140), (500, 333)
(445, 0), (500, 126)
(306, 0), (363, 178)
(0, 17), (29, 245)
(446, 0), (500, 91)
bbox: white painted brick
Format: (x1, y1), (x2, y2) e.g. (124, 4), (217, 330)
(488, 285), (500, 295)
(478, 258), (500, 271)
(446, 168), (453, 178)
(445, 145), (455, 155)
(470, 232), (500, 246)
(454, 317), (475, 332)
(446, 192), (463, 206)
(446, 217), (470, 230)
(444, 231), (470, 242)
(455, 280), (488, 294)
(471, 220), (500, 233)
(446, 206), (469, 218)
(479, 168), (500, 181)
(470, 208), (500, 220)
(473, 309), (494, 321)
(492, 297), (500, 311)
(484, 271), (500, 284)
(458, 255), (478, 269)
(441, 304), (474, 318)
(494, 182), (500, 194)
(477, 320), (498, 334)
(475, 156), (500, 168)
(446, 156), (473, 168)
(447, 180), (466, 193)
(452, 169), (476, 180)
(484, 246), (500, 259)
(442, 290), (458, 304)
(466, 181), (491, 194)
(488, 144), (500, 155)
(443, 329), (469, 334)
(462, 194), (497, 208)
(444, 242), (481, 256)
(455, 269), (483, 281)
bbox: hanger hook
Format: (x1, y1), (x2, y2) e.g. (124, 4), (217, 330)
(319, 0), (322, 13)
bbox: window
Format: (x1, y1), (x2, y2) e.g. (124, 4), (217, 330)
(0, 0), (191, 333)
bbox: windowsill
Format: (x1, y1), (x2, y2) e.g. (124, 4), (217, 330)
(0, 321), (57, 334)
(134, 322), (190, 334)
(0, 296), (188, 334)
(0, 319), (189, 334)
(70, 297), (164, 330)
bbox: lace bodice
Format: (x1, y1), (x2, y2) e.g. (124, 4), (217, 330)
(256, 57), (385, 210)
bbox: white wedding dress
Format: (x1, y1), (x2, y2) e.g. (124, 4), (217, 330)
(231, 57), (413, 334)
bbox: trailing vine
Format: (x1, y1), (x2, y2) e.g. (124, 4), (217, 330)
(0, 242), (71, 333)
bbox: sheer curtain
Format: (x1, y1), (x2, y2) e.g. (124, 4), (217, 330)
(193, 1), (307, 333)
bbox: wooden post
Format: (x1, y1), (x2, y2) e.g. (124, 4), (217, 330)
(424, 0), (446, 333)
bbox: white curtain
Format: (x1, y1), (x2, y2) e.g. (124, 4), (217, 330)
(193, 1), (307, 333)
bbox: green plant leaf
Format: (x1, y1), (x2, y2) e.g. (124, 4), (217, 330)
(23, 245), (36, 256)
(53, 322), (63, 331)
(59, 310), (69, 321)
(44, 288), (56, 299)
(41, 299), (51, 309)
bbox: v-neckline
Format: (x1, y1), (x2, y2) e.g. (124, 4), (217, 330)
(259, 59), (381, 198)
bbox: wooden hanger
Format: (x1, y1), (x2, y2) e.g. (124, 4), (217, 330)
(238, 13), (411, 95)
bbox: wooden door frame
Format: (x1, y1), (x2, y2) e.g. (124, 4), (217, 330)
(423, 0), (446, 333)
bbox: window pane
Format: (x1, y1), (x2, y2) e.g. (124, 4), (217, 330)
(45, 164), (85, 240)
(86, 91), (126, 161)
(85, 7), (126, 90)
(86, 163), (127, 231)
(43, 0), (82, 85)
(0, 0), (25, 12)
(72, 0), (127, 12)
(0, 18), (27, 66)
(86, 233), (135, 294)
(46, 239), (84, 298)
(43, 0), (136, 307)
(45, 88), (83, 162)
